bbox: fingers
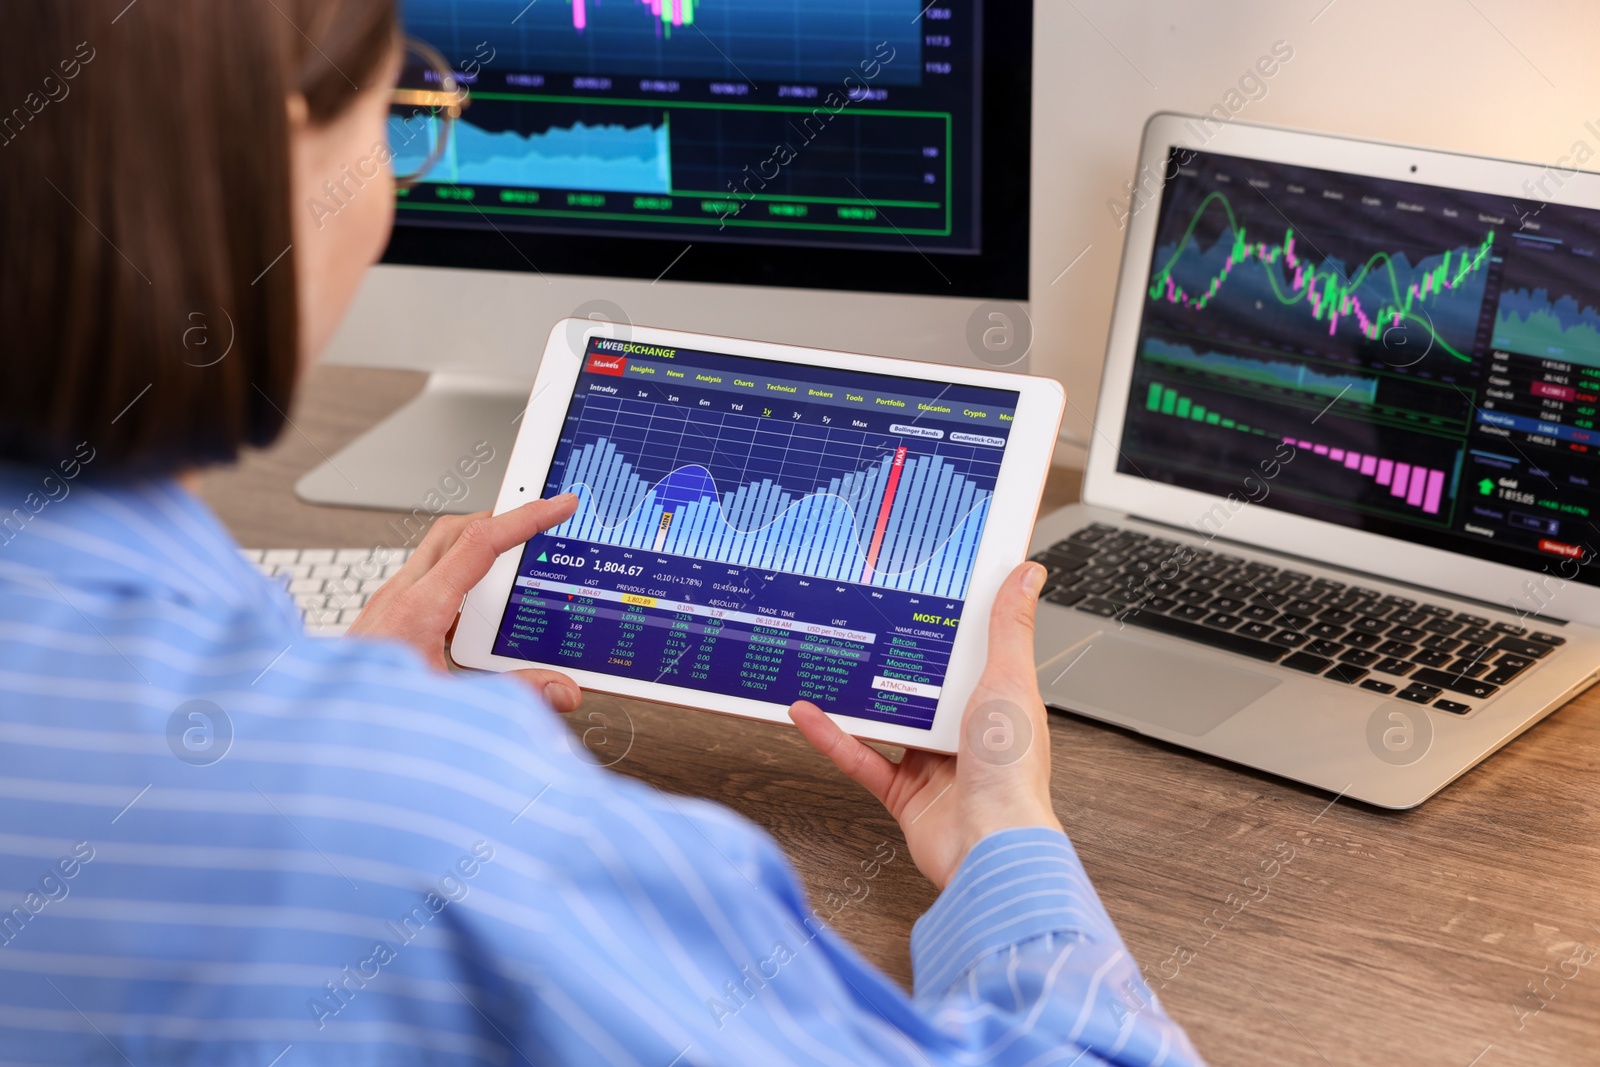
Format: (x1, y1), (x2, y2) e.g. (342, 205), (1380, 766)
(343, 496), (580, 677)
(406, 512), (486, 572)
(979, 562), (1047, 693)
(509, 669), (583, 713)
(411, 494), (579, 608)
(366, 511), (485, 600)
(789, 701), (897, 804)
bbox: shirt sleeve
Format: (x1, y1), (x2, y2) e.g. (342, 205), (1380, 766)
(905, 828), (1206, 1066)
(489, 756), (1207, 1067)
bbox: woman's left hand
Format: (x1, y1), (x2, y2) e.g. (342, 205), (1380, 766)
(346, 494), (584, 712)
(789, 562), (1062, 889)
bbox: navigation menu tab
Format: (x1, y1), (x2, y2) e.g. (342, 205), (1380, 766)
(585, 338), (1018, 430)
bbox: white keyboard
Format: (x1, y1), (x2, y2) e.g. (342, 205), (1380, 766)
(240, 548), (414, 636)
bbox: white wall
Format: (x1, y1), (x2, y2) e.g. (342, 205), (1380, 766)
(1030, 0), (1600, 464)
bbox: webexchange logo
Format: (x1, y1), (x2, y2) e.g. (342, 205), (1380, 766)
(594, 340), (676, 359)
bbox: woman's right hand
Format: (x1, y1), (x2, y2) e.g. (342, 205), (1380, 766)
(790, 562), (1063, 890)
(345, 496), (585, 714)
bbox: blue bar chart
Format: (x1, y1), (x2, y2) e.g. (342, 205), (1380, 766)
(547, 435), (994, 598)
(404, 116), (673, 194)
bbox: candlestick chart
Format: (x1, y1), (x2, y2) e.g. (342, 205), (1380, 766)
(574, 0), (699, 36)
(400, 0), (924, 84)
(1147, 191), (1496, 362)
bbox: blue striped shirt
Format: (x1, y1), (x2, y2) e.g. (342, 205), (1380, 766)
(0, 470), (1203, 1065)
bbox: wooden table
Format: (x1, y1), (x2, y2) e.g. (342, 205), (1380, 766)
(199, 365), (1600, 1067)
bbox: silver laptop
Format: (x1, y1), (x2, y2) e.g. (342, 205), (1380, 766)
(1033, 113), (1600, 808)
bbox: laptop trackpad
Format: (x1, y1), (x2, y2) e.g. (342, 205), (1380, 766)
(1040, 632), (1282, 737)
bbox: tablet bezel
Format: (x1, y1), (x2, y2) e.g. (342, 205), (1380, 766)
(451, 320), (1065, 753)
(1085, 112), (1600, 627)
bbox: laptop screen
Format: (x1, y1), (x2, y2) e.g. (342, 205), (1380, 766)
(1118, 146), (1600, 587)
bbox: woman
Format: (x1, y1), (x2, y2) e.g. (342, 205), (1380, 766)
(0, 1), (1202, 1063)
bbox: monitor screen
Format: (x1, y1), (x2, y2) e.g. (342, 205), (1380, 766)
(388, 0), (1030, 298)
(1118, 147), (1600, 586)
(492, 338), (1019, 728)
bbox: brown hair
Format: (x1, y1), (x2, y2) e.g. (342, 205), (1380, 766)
(0, 0), (397, 475)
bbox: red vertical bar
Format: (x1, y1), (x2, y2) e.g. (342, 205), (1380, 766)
(861, 447), (908, 582)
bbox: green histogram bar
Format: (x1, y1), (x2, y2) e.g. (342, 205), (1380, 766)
(1146, 382), (1264, 435)
(658, 0), (696, 33)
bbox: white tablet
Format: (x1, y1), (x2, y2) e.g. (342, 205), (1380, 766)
(452, 321), (1064, 753)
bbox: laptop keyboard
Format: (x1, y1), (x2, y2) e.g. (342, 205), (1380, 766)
(1033, 523), (1567, 715)
(240, 548), (413, 636)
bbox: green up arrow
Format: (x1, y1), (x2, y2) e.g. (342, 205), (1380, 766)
(1478, 478), (1495, 495)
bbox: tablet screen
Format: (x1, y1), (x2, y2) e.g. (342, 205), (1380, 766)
(491, 338), (1019, 729)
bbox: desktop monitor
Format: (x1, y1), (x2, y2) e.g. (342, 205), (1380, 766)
(300, 0), (1034, 513)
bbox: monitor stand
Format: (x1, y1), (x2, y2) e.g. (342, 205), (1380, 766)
(294, 371), (531, 515)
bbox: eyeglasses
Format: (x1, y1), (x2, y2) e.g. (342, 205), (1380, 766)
(389, 37), (470, 189)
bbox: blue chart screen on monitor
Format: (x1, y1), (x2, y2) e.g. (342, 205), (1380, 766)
(1119, 148), (1600, 584)
(395, 0), (982, 253)
(492, 340), (1019, 728)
